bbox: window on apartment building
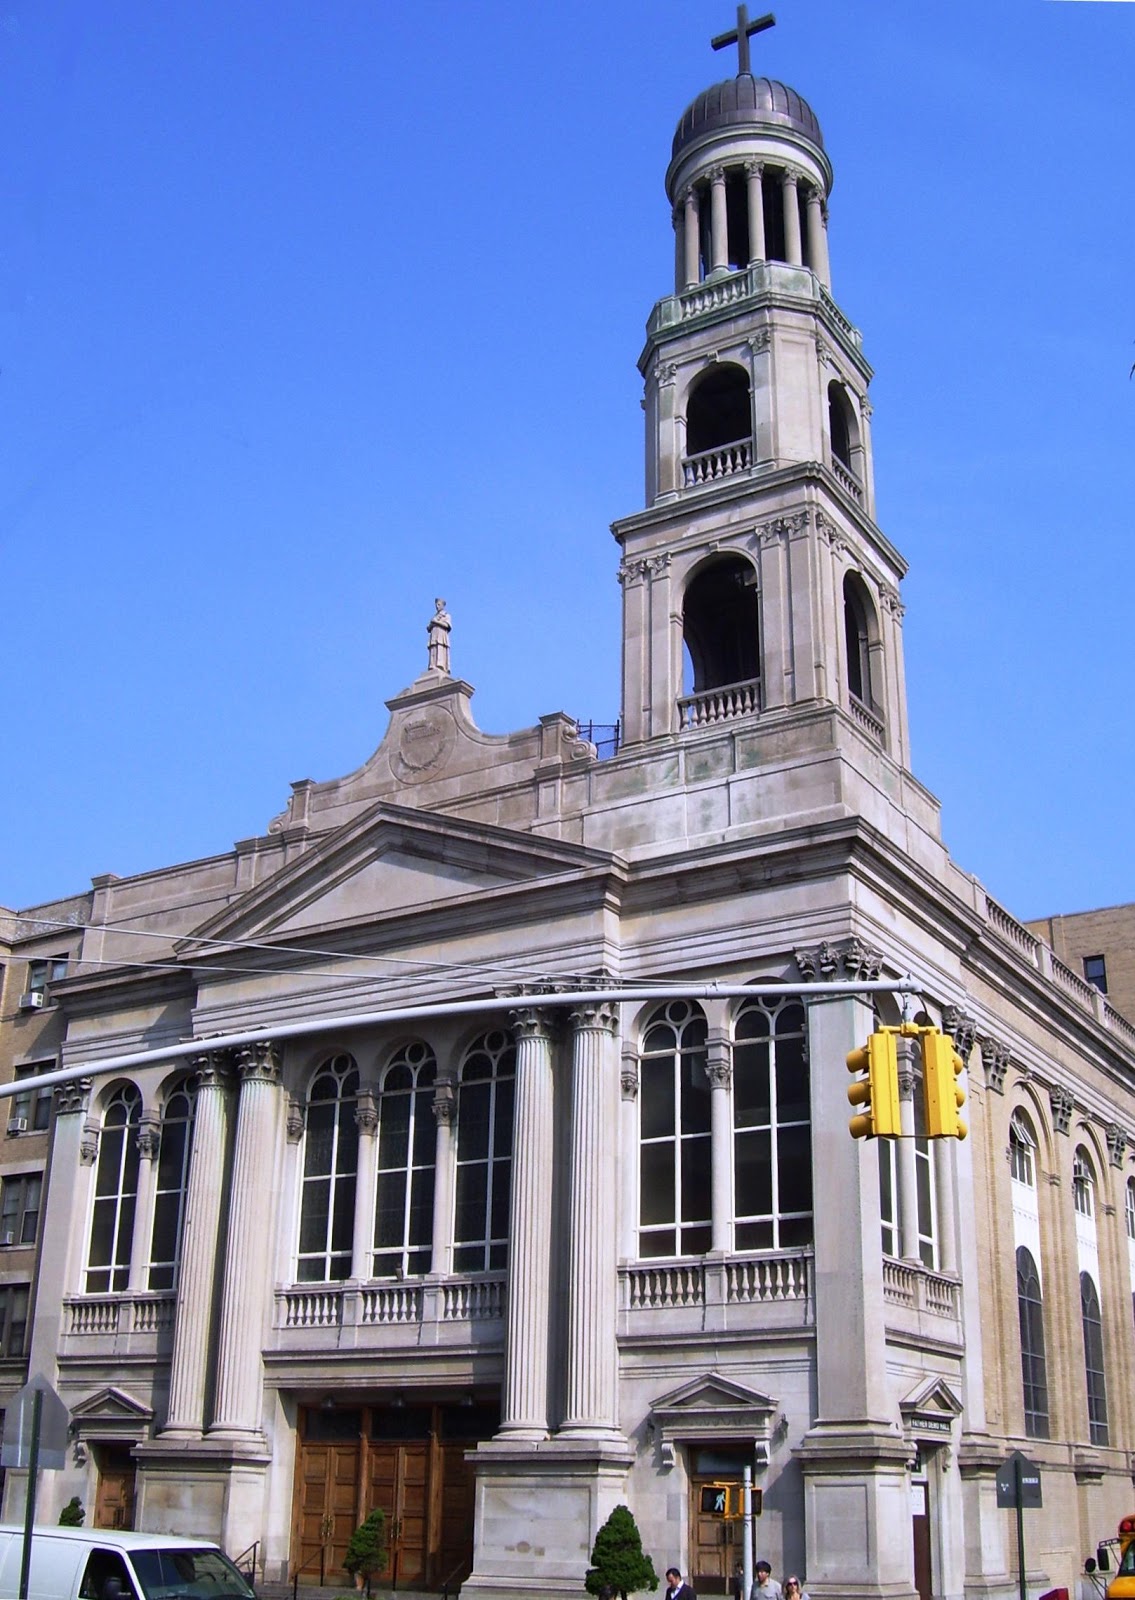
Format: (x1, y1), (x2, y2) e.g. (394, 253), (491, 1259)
(148, 1079), (197, 1291)
(732, 995), (812, 1251)
(86, 1082), (142, 1293)
(454, 1031), (515, 1273)
(639, 1001), (711, 1258)
(0, 1285), (29, 1357)
(1010, 1111), (1037, 1187)
(8, 1063), (54, 1136)
(1127, 1179), (1135, 1243)
(0, 1174), (42, 1247)
(1016, 1247), (1049, 1438)
(1073, 1150), (1095, 1217)
(24, 956), (67, 1002)
(1080, 1271), (1109, 1446)
(1083, 955), (1108, 994)
(298, 1055), (359, 1283)
(373, 1042), (437, 1279)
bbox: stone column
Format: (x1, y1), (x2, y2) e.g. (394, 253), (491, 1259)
(500, 1006), (557, 1438)
(351, 1088), (378, 1279)
(805, 186), (830, 286)
(127, 1113), (162, 1293)
(683, 187), (700, 287)
(707, 1027), (732, 1255)
(25, 1080), (93, 1386)
(935, 1137), (958, 1275)
(709, 167), (728, 274)
(164, 1052), (233, 1437)
(746, 162), (766, 262)
(210, 1040), (283, 1438)
(781, 169), (803, 266)
(619, 1044), (639, 1261)
(430, 1081), (457, 1277)
(897, 1034), (921, 1264)
(560, 1001), (621, 1439)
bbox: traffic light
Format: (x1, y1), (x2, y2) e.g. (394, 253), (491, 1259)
(846, 1030), (900, 1139)
(922, 1030), (967, 1139)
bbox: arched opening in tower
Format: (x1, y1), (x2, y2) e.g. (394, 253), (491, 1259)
(686, 366), (751, 457)
(842, 571), (878, 710)
(828, 381), (860, 477)
(682, 555), (761, 697)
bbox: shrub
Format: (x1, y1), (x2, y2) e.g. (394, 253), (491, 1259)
(59, 1497), (85, 1527)
(585, 1504), (658, 1600)
(343, 1508), (388, 1589)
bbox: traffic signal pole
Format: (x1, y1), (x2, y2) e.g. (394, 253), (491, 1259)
(896, 1034), (921, 1262)
(742, 1466), (753, 1600)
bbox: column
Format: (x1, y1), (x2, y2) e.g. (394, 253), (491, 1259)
(499, 1006), (557, 1438)
(781, 169), (803, 265)
(805, 186), (830, 286)
(351, 1087), (378, 1279)
(619, 1044), (639, 1261)
(707, 1028), (732, 1254)
(935, 1138), (958, 1275)
(897, 1035), (921, 1264)
(430, 1081), (457, 1277)
(672, 203), (683, 294)
(746, 162), (766, 263)
(164, 1053), (233, 1437)
(210, 1040), (283, 1438)
(127, 1113), (162, 1294)
(683, 187), (700, 287)
(709, 167), (728, 274)
(560, 1001), (621, 1439)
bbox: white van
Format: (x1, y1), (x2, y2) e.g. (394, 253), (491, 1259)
(0, 1527), (256, 1600)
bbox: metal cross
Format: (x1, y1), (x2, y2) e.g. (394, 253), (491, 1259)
(711, 5), (775, 77)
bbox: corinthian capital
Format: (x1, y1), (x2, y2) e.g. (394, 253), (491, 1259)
(234, 1039), (282, 1085)
(795, 937), (883, 984)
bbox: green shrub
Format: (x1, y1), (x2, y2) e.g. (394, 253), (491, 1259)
(584, 1504), (658, 1600)
(58, 1497), (85, 1527)
(343, 1508), (388, 1588)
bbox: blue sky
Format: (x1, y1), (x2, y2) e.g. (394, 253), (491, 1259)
(1, 0), (1132, 920)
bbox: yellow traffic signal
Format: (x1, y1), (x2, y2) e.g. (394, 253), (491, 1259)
(846, 1031), (900, 1139)
(922, 1030), (967, 1139)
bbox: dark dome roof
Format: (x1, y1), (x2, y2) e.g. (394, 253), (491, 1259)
(672, 75), (824, 158)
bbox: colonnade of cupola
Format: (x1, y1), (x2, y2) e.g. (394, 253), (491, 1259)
(672, 154), (830, 291)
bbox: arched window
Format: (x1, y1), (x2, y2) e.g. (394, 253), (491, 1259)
(1073, 1148), (1095, 1217)
(1016, 1247), (1049, 1438)
(684, 366), (752, 488)
(298, 1054), (359, 1283)
(732, 995), (811, 1250)
(374, 1043), (437, 1279)
(639, 1001), (711, 1258)
(1126, 1178), (1135, 1242)
(1080, 1271), (1109, 1445)
(454, 1032), (515, 1273)
(842, 573), (877, 710)
(682, 556), (760, 705)
(148, 1078), (197, 1291)
(1010, 1112), (1037, 1187)
(86, 1083), (142, 1293)
(828, 381), (859, 475)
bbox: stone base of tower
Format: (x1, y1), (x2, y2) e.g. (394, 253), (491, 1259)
(796, 1421), (920, 1600)
(133, 1436), (271, 1559)
(461, 1436), (634, 1598)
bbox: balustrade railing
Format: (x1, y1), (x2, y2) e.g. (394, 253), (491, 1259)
(881, 1259), (959, 1318)
(848, 694), (885, 743)
(442, 1276), (504, 1321)
(831, 458), (863, 502)
(621, 1250), (812, 1314)
(273, 1273), (504, 1333)
(63, 1293), (175, 1336)
(679, 677), (761, 730)
(682, 438), (752, 487)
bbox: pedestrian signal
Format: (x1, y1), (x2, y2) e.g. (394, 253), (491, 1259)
(922, 1030), (967, 1139)
(846, 1031), (900, 1139)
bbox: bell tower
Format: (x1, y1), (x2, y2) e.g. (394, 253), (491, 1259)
(614, 8), (910, 777)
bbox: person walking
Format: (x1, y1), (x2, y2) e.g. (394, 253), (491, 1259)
(783, 1577), (809, 1600)
(750, 1560), (782, 1600)
(665, 1568), (697, 1600)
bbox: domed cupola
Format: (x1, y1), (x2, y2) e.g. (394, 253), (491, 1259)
(672, 74), (825, 161)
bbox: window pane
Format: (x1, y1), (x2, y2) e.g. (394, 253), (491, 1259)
(457, 1084), (491, 1163)
(640, 1144), (675, 1226)
(734, 1129), (772, 1218)
(679, 1054), (711, 1134)
(454, 1163), (487, 1245)
(680, 1136), (711, 1223)
(777, 1125), (812, 1214)
(378, 1095), (411, 1170)
(640, 1060), (675, 1139)
(733, 1042), (770, 1126)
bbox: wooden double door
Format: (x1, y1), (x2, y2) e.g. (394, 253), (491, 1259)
(293, 1401), (493, 1590)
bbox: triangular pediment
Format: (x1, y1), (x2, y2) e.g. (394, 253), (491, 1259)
(652, 1372), (778, 1415)
(70, 1386), (153, 1427)
(900, 1376), (963, 1422)
(650, 1372), (781, 1463)
(181, 801), (620, 951)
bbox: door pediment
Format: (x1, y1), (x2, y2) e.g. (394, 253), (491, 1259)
(650, 1373), (780, 1468)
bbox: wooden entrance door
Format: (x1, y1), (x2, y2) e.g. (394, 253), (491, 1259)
(691, 1477), (745, 1596)
(295, 1441), (362, 1582)
(94, 1446), (136, 1530)
(368, 1441), (430, 1587)
(911, 1478), (932, 1600)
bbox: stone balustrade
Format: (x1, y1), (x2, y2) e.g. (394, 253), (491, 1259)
(831, 457), (862, 502)
(682, 438), (753, 488)
(881, 1258), (959, 1319)
(848, 694), (885, 743)
(62, 1292), (175, 1340)
(678, 677), (761, 729)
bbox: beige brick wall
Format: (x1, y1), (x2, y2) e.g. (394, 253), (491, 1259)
(1027, 903), (1135, 1024)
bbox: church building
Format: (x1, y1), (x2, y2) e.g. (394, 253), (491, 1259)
(3, 14), (1135, 1600)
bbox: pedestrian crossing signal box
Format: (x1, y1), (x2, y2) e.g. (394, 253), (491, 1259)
(700, 1484), (762, 1518)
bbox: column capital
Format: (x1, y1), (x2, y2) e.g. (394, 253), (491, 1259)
(79, 1118), (100, 1165)
(780, 165), (800, 189)
(620, 1046), (639, 1101)
(137, 1113), (162, 1161)
(708, 164), (726, 186)
(978, 1035), (1011, 1095)
(744, 159), (765, 179)
(355, 1088), (378, 1137)
(706, 1031), (732, 1090)
(568, 999), (618, 1035)
(433, 1081), (458, 1126)
(941, 1004), (978, 1063)
(795, 937), (884, 984)
(189, 1048), (236, 1090)
(234, 1039), (282, 1084)
(286, 1095), (305, 1142)
(53, 1078), (92, 1117)
(508, 1004), (559, 1041)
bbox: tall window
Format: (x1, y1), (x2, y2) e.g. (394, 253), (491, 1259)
(298, 1055), (359, 1282)
(0, 1174), (42, 1247)
(1083, 955), (1108, 994)
(8, 1063), (54, 1136)
(1016, 1246), (1049, 1438)
(843, 574), (876, 709)
(86, 1083), (142, 1293)
(0, 1285), (29, 1356)
(1073, 1150), (1094, 1217)
(639, 1001), (711, 1258)
(24, 956), (67, 1003)
(454, 1032), (515, 1272)
(148, 1080), (197, 1291)
(374, 1043), (437, 1278)
(879, 1139), (898, 1258)
(1126, 1179), (1135, 1243)
(1080, 1272), (1109, 1446)
(733, 996), (811, 1250)
(1010, 1113), (1036, 1187)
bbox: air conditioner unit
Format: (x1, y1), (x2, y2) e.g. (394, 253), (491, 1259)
(18, 992), (45, 1011)
(6, 1118), (28, 1136)
(0, 1232), (15, 1247)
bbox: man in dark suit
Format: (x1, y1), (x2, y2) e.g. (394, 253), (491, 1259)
(665, 1568), (697, 1600)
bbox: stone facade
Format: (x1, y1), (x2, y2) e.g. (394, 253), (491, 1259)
(1, 31), (1134, 1600)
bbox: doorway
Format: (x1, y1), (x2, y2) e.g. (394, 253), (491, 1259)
(689, 1447), (759, 1596)
(910, 1463), (931, 1600)
(93, 1445), (136, 1530)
